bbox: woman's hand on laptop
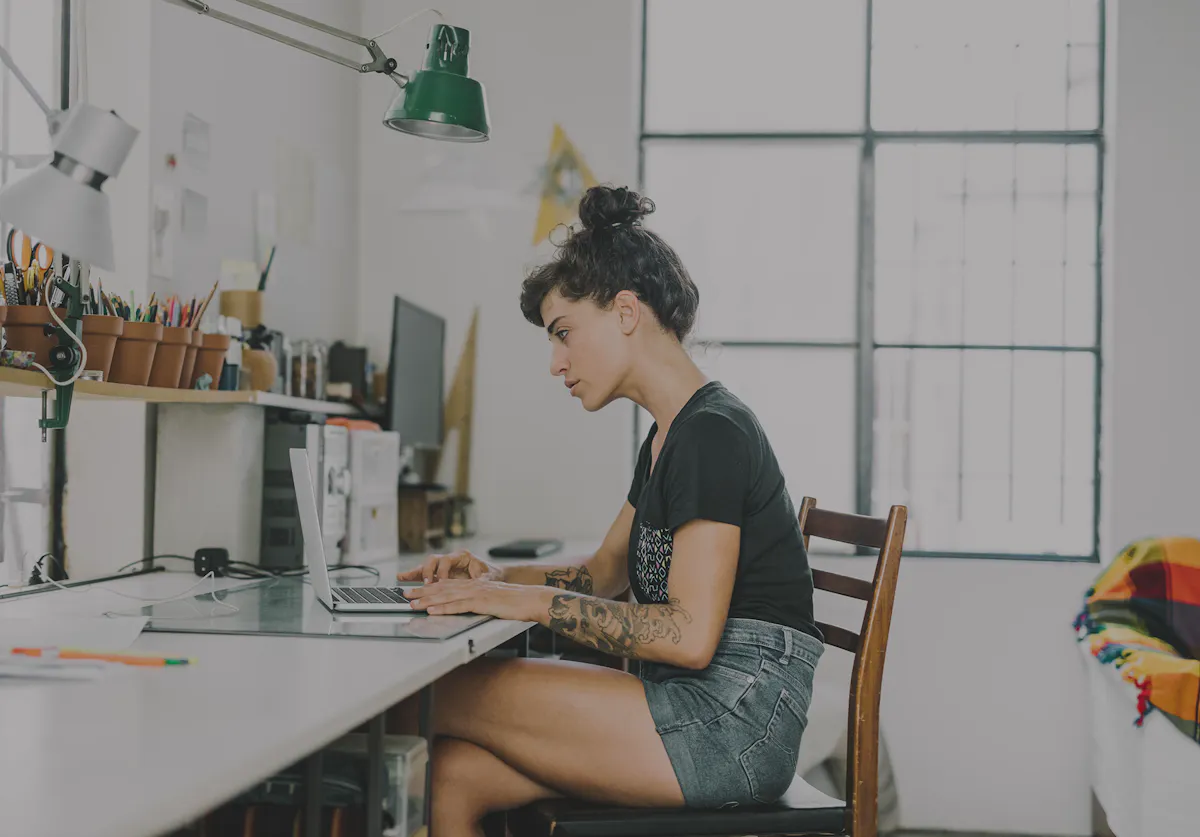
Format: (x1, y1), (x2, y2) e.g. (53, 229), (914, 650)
(396, 549), (504, 586)
(404, 578), (549, 621)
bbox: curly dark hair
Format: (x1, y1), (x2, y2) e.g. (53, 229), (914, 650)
(519, 185), (699, 341)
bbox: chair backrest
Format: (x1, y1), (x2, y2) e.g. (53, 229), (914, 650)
(797, 497), (906, 837)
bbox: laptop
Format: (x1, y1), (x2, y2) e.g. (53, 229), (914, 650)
(290, 448), (415, 613)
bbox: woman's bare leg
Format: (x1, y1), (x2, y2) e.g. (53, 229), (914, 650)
(431, 737), (560, 836)
(392, 655), (684, 823)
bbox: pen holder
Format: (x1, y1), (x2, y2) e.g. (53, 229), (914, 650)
(109, 321), (163, 386)
(4, 306), (68, 366)
(178, 330), (203, 388)
(147, 326), (191, 389)
(191, 333), (231, 389)
(80, 315), (124, 381)
(219, 290), (263, 330)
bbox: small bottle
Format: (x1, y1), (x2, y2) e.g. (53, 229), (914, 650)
(311, 341), (327, 401)
(219, 317), (243, 391)
(293, 339), (310, 399)
(280, 335), (293, 396)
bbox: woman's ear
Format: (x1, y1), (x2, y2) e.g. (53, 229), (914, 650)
(614, 290), (640, 335)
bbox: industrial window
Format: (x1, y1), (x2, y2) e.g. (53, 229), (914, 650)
(639, 0), (1105, 560)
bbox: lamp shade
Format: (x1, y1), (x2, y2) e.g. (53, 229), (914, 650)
(384, 24), (489, 142)
(0, 164), (115, 270)
(0, 103), (137, 271)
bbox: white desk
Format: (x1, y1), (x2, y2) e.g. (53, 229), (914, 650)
(0, 541), (591, 837)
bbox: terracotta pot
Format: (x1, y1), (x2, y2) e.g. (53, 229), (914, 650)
(109, 321), (163, 386)
(178, 330), (203, 388)
(5, 306), (67, 366)
(190, 333), (231, 389)
(147, 326), (191, 389)
(80, 315), (124, 381)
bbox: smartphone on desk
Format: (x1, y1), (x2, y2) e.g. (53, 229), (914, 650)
(488, 539), (564, 559)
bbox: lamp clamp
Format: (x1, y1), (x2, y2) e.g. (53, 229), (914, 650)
(37, 271), (85, 442)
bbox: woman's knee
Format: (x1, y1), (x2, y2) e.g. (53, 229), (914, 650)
(430, 737), (503, 822)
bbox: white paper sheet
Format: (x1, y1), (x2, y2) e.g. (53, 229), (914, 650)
(0, 616), (148, 654)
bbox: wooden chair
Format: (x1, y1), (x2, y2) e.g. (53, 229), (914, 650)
(507, 497), (907, 837)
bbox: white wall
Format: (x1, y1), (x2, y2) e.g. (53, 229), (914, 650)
(845, 555), (1097, 834)
(149, 0), (361, 343)
(1108, 0), (1200, 554)
(357, 0), (639, 540)
(65, 0), (155, 579)
(65, 0), (362, 577)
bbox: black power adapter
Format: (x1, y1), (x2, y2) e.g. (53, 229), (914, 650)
(194, 548), (231, 577)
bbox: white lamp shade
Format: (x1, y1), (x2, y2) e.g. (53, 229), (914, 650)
(0, 164), (115, 270)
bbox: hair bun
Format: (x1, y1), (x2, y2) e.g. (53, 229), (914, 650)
(578, 185), (655, 231)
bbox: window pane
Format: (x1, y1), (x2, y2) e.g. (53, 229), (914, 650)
(874, 348), (1094, 555)
(644, 0), (867, 132)
(874, 142), (1097, 347)
(636, 347), (857, 551)
(872, 0), (1101, 131)
(643, 140), (860, 342)
(699, 345), (857, 550)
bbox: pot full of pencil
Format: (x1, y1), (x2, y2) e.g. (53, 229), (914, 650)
(105, 290), (163, 386)
(3, 261), (67, 365)
(150, 282), (219, 389)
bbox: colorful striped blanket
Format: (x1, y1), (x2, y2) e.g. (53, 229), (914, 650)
(1074, 537), (1200, 742)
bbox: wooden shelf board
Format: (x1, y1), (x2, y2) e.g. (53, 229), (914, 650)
(0, 366), (357, 415)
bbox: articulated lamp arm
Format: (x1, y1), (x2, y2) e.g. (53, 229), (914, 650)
(160, 0), (409, 85)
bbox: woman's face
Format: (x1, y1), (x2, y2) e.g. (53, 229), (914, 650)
(540, 290), (635, 412)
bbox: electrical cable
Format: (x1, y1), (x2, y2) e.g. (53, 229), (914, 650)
(31, 263), (87, 387)
(372, 8), (443, 42)
(34, 553), (240, 619)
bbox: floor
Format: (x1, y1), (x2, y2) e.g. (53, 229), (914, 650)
(899, 833), (1065, 837)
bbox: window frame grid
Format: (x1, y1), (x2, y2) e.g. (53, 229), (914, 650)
(636, 0), (1106, 562)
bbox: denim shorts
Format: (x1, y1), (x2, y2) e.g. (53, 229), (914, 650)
(640, 617), (824, 808)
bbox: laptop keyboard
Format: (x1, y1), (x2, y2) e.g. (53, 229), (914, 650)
(333, 587), (411, 605)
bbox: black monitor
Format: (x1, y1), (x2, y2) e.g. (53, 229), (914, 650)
(385, 295), (446, 450)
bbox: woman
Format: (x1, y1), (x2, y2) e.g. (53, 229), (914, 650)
(397, 185), (824, 835)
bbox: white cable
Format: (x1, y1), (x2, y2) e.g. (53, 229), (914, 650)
(37, 555), (242, 620)
(372, 8), (443, 41)
(30, 267), (88, 388)
(101, 577), (244, 621)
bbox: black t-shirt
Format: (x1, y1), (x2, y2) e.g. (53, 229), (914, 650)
(626, 381), (821, 641)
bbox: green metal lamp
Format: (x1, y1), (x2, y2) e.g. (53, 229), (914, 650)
(166, 1), (489, 142)
(384, 24), (489, 142)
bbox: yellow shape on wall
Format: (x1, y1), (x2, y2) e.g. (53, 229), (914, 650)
(532, 123), (598, 245)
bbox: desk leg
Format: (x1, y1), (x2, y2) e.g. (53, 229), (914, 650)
(304, 750), (322, 837)
(368, 712), (385, 837)
(419, 684), (434, 837)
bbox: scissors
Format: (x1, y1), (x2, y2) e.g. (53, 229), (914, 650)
(6, 227), (54, 284)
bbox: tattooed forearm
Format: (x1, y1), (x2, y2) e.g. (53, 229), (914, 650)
(546, 593), (692, 659)
(543, 566), (594, 595)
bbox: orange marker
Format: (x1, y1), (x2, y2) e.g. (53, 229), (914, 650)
(11, 648), (193, 667)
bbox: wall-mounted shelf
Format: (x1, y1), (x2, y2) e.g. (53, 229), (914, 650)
(0, 366), (358, 415)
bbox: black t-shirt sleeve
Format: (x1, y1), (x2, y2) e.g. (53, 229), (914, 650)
(661, 413), (752, 531)
(627, 428), (655, 507)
